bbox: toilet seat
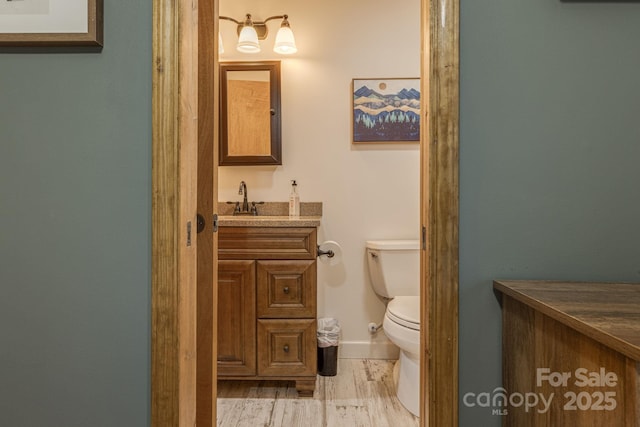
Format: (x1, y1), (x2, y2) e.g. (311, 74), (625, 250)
(387, 296), (420, 331)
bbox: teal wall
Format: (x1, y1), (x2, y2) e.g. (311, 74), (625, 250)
(0, 3), (151, 427)
(1, 1), (640, 426)
(460, 0), (640, 425)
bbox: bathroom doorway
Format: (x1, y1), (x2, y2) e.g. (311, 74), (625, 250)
(150, 0), (459, 425)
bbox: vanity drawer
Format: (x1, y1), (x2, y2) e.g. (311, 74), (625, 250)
(218, 227), (317, 260)
(257, 260), (317, 318)
(257, 319), (317, 377)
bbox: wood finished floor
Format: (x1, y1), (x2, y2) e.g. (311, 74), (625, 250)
(217, 358), (419, 427)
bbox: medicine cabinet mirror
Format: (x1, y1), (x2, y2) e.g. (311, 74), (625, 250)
(219, 61), (282, 166)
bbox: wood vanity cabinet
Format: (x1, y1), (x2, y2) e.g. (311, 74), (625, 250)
(495, 281), (640, 426)
(217, 226), (318, 396)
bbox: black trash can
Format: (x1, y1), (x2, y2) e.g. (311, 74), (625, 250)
(317, 345), (338, 376)
(317, 318), (340, 376)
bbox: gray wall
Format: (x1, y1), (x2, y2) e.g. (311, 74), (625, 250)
(460, 0), (640, 425)
(0, 3), (151, 427)
(1, 1), (640, 426)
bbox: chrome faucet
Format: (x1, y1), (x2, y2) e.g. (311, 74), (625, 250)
(238, 181), (249, 213)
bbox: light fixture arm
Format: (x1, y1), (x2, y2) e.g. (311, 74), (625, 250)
(219, 15), (242, 26)
(262, 15), (288, 25)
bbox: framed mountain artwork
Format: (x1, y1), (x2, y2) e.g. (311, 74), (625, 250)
(0, 0), (103, 47)
(352, 78), (420, 143)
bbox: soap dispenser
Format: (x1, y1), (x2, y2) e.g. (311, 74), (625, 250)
(289, 180), (300, 217)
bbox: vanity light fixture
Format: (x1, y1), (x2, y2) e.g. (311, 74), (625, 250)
(219, 14), (297, 55)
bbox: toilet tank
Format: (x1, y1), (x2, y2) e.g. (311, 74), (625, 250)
(365, 240), (420, 298)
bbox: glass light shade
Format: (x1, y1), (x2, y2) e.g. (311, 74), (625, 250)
(218, 32), (224, 54)
(237, 25), (260, 53)
(273, 25), (297, 54)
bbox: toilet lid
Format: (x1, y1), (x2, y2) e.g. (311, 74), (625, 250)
(387, 296), (420, 331)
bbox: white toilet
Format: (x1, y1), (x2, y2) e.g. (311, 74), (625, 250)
(366, 240), (420, 417)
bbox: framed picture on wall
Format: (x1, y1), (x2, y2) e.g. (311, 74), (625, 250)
(0, 0), (103, 47)
(352, 78), (420, 143)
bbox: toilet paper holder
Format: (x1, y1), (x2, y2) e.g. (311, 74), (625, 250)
(317, 245), (335, 258)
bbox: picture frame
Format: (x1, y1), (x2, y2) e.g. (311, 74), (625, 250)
(352, 78), (420, 143)
(0, 0), (103, 47)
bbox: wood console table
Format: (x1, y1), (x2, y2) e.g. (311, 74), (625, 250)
(494, 280), (640, 426)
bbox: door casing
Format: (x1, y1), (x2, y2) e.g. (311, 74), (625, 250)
(421, 1), (460, 425)
(151, 0), (459, 425)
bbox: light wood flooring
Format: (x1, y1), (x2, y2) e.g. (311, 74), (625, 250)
(217, 358), (419, 427)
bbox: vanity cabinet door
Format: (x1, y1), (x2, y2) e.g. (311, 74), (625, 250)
(217, 260), (256, 376)
(256, 260), (317, 319)
(256, 319), (317, 377)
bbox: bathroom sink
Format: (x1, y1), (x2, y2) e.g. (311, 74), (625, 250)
(217, 201), (322, 227)
(219, 201), (320, 217)
(232, 211), (260, 216)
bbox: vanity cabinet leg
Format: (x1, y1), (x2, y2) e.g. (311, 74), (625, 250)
(295, 379), (317, 397)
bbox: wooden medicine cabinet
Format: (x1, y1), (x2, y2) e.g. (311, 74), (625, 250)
(219, 61), (282, 166)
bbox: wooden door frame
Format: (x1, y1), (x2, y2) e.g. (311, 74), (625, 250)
(150, 0), (201, 424)
(150, 0), (459, 425)
(421, 0), (459, 426)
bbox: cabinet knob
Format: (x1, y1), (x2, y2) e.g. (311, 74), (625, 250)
(283, 344), (289, 353)
(283, 286), (290, 294)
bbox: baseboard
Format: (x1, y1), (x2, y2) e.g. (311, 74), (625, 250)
(337, 340), (400, 360)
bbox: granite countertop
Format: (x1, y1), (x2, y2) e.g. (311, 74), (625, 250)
(218, 201), (322, 227)
(218, 215), (322, 227)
